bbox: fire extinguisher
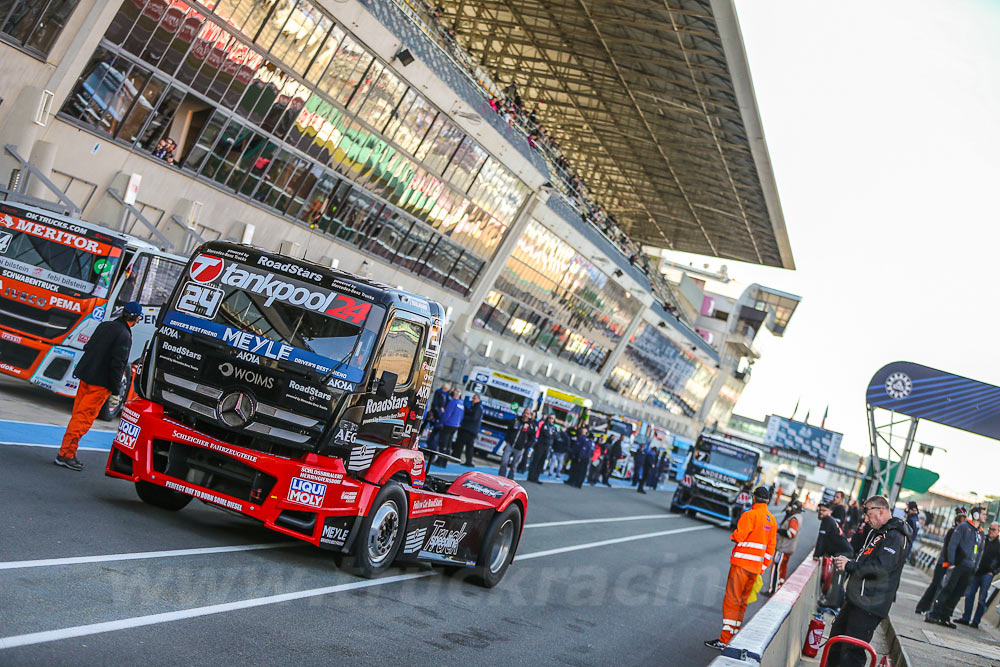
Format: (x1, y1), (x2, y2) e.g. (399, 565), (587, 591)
(802, 614), (825, 657)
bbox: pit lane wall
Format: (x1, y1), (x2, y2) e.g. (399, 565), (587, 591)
(708, 553), (820, 667)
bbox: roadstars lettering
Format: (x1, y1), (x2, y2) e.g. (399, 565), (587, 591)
(365, 396), (408, 415)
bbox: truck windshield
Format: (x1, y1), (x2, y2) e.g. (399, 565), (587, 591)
(166, 262), (384, 381)
(695, 442), (757, 480)
(469, 381), (529, 412)
(0, 206), (122, 297)
(609, 419), (633, 437)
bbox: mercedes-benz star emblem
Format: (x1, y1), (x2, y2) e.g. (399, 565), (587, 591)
(217, 391), (255, 428)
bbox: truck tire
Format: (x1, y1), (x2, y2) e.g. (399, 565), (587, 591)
(98, 370), (131, 421)
(471, 504), (522, 588)
(135, 480), (192, 511)
(352, 483), (407, 578)
(669, 492), (683, 513)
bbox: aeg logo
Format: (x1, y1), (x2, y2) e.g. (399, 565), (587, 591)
(189, 254), (224, 283)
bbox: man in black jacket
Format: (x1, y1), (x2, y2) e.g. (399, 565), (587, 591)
(498, 409), (536, 479)
(830, 495), (912, 667)
(528, 414), (556, 484)
(56, 302), (141, 471)
(915, 509), (967, 613)
(958, 521), (1000, 628)
(455, 393), (483, 466)
(601, 435), (623, 486)
(831, 490), (847, 526)
(815, 500), (854, 611)
(926, 506), (987, 627)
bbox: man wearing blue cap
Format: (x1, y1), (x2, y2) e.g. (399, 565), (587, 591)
(55, 301), (142, 471)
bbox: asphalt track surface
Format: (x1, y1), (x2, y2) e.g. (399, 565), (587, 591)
(0, 379), (820, 666)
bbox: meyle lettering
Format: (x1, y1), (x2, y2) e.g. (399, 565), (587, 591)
(162, 342), (201, 360)
(256, 255), (323, 282)
(320, 524), (349, 546)
(287, 476), (327, 508)
(288, 379), (331, 401)
(424, 520), (468, 556)
(365, 396), (408, 415)
(221, 328), (293, 362)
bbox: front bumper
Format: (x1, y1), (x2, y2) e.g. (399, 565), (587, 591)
(105, 398), (373, 550)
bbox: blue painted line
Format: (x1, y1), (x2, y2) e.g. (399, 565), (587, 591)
(0, 420), (115, 451)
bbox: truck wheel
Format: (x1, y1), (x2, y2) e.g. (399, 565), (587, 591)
(352, 483), (407, 578)
(685, 508), (696, 518)
(135, 480), (191, 511)
(98, 370), (131, 421)
(471, 504), (522, 588)
(669, 493), (682, 513)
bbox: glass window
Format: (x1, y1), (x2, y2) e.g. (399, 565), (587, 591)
(116, 75), (168, 144)
(268, 2), (329, 73)
(373, 318), (423, 387)
(213, 0), (276, 37)
(362, 207), (412, 263)
(254, 0), (295, 52)
(114, 254), (149, 308)
(138, 257), (185, 306)
(135, 85), (184, 152)
(305, 22), (344, 83)
(181, 110), (227, 172)
(449, 252), (483, 296)
(386, 89), (437, 154)
(354, 67), (406, 133)
(297, 170), (339, 229)
(238, 59), (285, 125)
(421, 235), (461, 285)
(104, 0), (143, 46)
(314, 32), (372, 105)
(414, 114), (462, 174)
(393, 220), (433, 275)
(222, 46), (262, 108)
(159, 7), (206, 78)
(443, 137), (487, 192)
(60, 47), (127, 133)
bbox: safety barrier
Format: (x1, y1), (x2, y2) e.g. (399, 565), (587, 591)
(708, 553), (820, 667)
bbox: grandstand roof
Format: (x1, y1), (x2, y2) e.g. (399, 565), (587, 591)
(436, 0), (795, 269)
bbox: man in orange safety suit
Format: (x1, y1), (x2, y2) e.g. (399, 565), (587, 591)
(54, 301), (141, 471)
(705, 485), (777, 650)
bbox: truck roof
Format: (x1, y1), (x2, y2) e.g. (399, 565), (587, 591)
(201, 241), (444, 319)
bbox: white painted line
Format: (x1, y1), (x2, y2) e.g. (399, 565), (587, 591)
(0, 441), (109, 452)
(0, 572), (435, 650)
(526, 514), (679, 529)
(0, 522), (714, 649)
(516, 524), (714, 561)
(0, 543), (298, 571)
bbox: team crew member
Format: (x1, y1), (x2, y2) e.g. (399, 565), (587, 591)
(548, 426), (570, 478)
(831, 491), (847, 525)
(915, 509), (967, 614)
(601, 435), (623, 486)
(528, 414), (557, 484)
(705, 486), (777, 650)
(566, 427), (594, 488)
(957, 521), (1000, 628)
(815, 500), (854, 611)
(455, 393), (483, 466)
(766, 500), (803, 595)
(926, 506), (987, 627)
(830, 496), (911, 667)
(435, 389), (464, 468)
(55, 302), (142, 471)
(498, 409), (536, 479)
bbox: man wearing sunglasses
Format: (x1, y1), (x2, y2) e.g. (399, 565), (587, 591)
(829, 496), (912, 667)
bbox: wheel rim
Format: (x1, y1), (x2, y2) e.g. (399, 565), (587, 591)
(367, 501), (399, 566)
(488, 519), (515, 573)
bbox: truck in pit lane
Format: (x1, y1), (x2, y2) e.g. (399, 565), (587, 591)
(669, 431), (763, 529)
(106, 242), (527, 587)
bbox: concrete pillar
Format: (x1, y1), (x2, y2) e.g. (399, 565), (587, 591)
(43, 1), (126, 111)
(25, 140), (58, 199)
(696, 353), (733, 426)
(0, 87), (46, 186)
(452, 191), (543, 334)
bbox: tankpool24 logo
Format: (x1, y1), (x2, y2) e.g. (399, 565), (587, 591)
(884, 372), (912, 400)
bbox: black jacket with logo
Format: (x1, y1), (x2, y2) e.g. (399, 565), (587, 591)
(536, 421), (556, 450)
(815, 515), (853, 558)
(459, 402), (483, 434)
(977, 536), (1000, 576)
(73, 315), (132, 394)
(946, 520), (985, 570)
(844, 517), (912, 617)
(507, 418), (537, 450)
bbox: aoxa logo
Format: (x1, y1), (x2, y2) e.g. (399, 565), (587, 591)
(189, 254), (224, 283)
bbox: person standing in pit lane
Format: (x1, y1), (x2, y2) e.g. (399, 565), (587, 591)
(831, 490), (847, 526)
(815, 500), (854, 612)
(601, 435), (623, 486)
(566, 426), (594, 488)
(424, 381), (451, 462)
(829, 495), (911, 667)
(548, 425), (570, 479)
(498, 408), (536, 479)
(765, 499), (803, 595)
(528, 414), (556, 484)
(434, 389), (464, 469)
(455, 393), (483, 466)
(915, 509), (967, 614)
(957, 520), (1000, 628)
(55, 302), (142, 471)
(926, 505), (987, 627)
(705, 486), (777, 651)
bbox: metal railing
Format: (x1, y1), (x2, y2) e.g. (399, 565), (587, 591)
(105, 187), (174, 251)
(4, 144), (81, 216)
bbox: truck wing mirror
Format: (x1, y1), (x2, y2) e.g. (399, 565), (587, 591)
(376, 370), (398, 398)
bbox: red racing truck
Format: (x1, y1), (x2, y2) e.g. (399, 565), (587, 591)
(107, 242), (526, 586)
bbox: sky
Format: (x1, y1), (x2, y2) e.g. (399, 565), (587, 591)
(662, 0), (1000, 496)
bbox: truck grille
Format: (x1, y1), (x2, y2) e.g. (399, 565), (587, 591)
(0, 300), (79, 340)
(155, 370), (323, 456)
(0, 338), (39, 369)
(151, 439), (277, 503)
